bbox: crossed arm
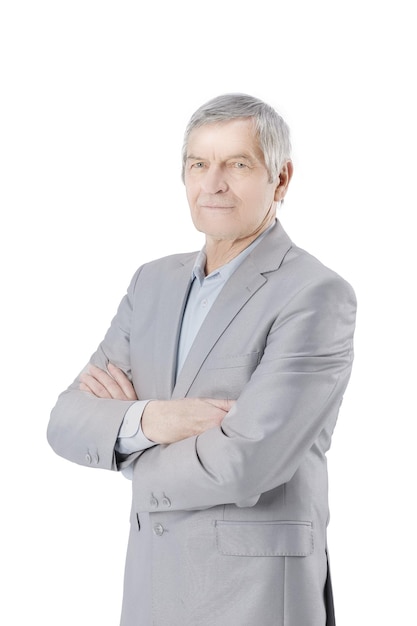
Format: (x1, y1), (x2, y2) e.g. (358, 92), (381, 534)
(80, 363), (233, 445)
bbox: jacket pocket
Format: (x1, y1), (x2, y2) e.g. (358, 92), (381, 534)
(195, 352), (261, 398)
(206, 352), (260, 370)
(215, 520), (314, 557)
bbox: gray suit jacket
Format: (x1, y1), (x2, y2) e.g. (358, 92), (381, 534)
(48, 221), (356, 626)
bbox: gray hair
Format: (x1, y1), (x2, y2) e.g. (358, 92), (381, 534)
(181, 93), (291, 183)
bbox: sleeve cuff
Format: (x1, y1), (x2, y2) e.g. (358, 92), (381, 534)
(116, 400), (155, 454)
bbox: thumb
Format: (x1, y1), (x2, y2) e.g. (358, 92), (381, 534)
(205, 398), (235, 412)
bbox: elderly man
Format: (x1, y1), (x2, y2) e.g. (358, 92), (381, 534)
(48, 93), (356, 626)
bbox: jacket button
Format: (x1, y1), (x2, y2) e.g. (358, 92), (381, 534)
(162, 496), (171, 508)
(85, 453), (92, 464)
(153, 524), (165, 536)
(150, 496), (158, 509)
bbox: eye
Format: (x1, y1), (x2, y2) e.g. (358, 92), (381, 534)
(233, 162), (248, 169)
(191, 161), (205, 169)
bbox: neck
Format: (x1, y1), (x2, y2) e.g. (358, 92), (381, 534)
(204, 219), (274, 275)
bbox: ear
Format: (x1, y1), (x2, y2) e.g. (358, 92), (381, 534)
(273, 161), (293, 202)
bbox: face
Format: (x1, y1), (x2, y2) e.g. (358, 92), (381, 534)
(184, 118), (291, 243)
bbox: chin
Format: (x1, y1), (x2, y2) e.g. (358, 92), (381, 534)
(193, 218), (240, 240)
(202, 230), (244, 242)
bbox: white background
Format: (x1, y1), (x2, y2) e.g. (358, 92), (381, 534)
(1, 1), (415, 624)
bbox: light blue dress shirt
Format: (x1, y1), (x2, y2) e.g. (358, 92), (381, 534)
(116, 222), (275, 460)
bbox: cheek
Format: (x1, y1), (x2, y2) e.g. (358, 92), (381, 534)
(259, 185), (277, 209)
(242, 186), (270, 212)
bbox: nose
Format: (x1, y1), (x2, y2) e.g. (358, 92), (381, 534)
(201, 165), (228, 194)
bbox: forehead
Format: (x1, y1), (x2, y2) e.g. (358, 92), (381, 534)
(187, 118), (263, 159)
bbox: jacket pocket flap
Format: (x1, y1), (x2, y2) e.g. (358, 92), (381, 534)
(215, 520), (313, 557)
(206, 352), (260, 370)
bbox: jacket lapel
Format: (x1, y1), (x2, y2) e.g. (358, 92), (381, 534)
(171, 221), (292, 399)
(152, 254), (195, 399)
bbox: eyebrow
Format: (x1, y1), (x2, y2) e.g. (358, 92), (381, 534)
(186, 154), (255, 162)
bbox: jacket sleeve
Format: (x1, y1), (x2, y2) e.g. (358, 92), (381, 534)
(130, 273), (356, 511)
(47, 267), (143, 471)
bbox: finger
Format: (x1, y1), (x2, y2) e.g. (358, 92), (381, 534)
(204, 398), (235, 413)
(107, 363), (138, 400)
(79, 372), (112, 398)
(87, 365), (129, 400)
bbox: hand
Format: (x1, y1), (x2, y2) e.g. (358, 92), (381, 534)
(79, 363), (138, 401)
(141, 397), (234, 444)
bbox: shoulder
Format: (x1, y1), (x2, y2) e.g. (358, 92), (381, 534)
(140, 250), (197, 272)
(287, 243), (352, 284)
(254, 226), (356, 310)
(278, 244), (357, 314)
(252, 221), (355, 300)
(126, 250), (197, 291)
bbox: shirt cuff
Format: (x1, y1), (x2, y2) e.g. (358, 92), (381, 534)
(115, 400), (155, 455)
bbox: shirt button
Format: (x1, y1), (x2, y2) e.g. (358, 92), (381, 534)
(162, 496), (171, 508)
(153, 524), (165, 536)
(201, 299), (208, 307)
(150, 496), (159, 509)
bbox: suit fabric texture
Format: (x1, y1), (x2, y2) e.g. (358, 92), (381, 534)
(48, 221), (356, 625)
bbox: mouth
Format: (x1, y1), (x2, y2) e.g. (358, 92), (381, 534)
(199, 204), (234, 210)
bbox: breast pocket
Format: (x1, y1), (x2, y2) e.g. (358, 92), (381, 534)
(198, 352), (261, 398)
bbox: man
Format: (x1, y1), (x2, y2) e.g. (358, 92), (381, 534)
(48, 93), (356, 625)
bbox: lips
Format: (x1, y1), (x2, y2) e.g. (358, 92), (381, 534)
(199, 204), (234, 209)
